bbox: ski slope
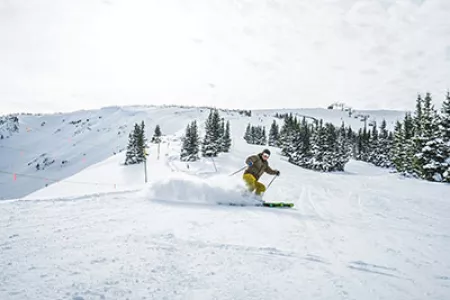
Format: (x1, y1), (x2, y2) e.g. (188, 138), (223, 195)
(0, 105), (405, 200)
(1, 115), (450, 299)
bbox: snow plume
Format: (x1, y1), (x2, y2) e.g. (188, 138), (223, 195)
(146, 173), (259, 206)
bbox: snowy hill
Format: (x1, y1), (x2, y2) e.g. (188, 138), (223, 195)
(1, 116), (449, 299)
(1, 105), (405, 200)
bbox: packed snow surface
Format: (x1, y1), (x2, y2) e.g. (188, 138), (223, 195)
(1, 116), (450, 299)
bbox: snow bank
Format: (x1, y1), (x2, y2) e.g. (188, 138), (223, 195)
(145, 172), (260, 206)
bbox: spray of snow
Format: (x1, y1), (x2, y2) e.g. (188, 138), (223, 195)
(145, 173), (260, 206)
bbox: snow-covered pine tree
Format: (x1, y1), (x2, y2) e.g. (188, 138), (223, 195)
(202, 109), (221, 157)
(288, 117), (312, 167)
(337, 122), (351, 170)
(244, 123), (251, 143)
(413, 93), (447, 181)
(322, 122), (339, 171)
(181, 120), (200, 161)
(189, 120), (200, 159)
(124, 132), (137, 165)
(261, 127), (267, 145)
(279, 114), (297, 156)
(217, 118), (225, 152)
(268, 120), (279, 146)
(376, 119), (392, 168)
(250, 126), (257, 144)
(440, 92), (450, 182)
(368, 121), (379, 165)
(223, 120), (231, 152)
(152, 124), (162, 143)
(356, 126), (370, 162)
(441, 91), (450, 142)
(135, 121), (147, 163)
(412, 94), (424, 157)
(403, 112), (415, 174)
(180, 123), (192, 161)
(310, 119), (326, 171)
(392, 120), (405, 172)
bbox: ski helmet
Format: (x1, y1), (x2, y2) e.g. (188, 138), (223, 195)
(262, 149), (271, 156)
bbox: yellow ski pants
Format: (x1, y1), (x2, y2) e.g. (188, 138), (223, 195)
(243, 173), (266, 195)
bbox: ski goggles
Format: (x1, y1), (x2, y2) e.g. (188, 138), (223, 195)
(262, 153), (270, 159)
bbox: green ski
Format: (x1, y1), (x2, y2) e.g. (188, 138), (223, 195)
(261, 202), (294, 208)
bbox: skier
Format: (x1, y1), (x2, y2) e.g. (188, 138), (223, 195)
(243, 149), (280, 199)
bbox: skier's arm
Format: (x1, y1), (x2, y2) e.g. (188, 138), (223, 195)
(265, 164), (280, 175)
(245, 155), (257, 166)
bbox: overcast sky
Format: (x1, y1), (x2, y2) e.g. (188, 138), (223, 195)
(1, 0), (449, 114)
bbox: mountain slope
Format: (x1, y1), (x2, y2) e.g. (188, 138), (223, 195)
(0, 105), (405, 200)
(1, 126), (449, 300)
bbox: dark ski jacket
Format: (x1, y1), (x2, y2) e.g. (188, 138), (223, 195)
(244, 154), (277, 181)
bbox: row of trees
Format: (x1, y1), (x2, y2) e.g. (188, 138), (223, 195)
(391, 93), (450, 182)
(244, 91), (450, 182)
(243, 124), (267, 145)
(180, 109), (232, 161)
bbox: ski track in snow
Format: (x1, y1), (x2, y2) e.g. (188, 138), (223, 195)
(1, 108), (450, 299)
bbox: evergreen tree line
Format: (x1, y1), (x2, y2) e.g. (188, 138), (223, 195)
(125, 122), (163, 165)
(244, 124), (267, 145)
(272, 114), (352, 172)
(391, 92), (450, 182)
(264, 92), (450, 181)
(180, 109), (232, 161)
(352, 119), (394, 168)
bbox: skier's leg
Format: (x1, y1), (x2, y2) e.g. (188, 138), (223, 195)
(254, 182), (266, 196)
(243, 174), (257, 193)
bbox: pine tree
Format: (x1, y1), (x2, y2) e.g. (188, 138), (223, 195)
(189, 120), (200, 159)
(261, 127), (267, 145)
(202, 109), (221, 157)
(180, 120), (200, 161)
(223, 120), (232, 152)
(152, 124), (162, 143)
(413, 93), (447, 181)
(268, 120), (279, 146)
(124, 121), (147, 165)
(440, 92), (450, 182)
(125, 132), (137, 165)
(368, 122), (379, 164)
(392, 121), (405, 172)
(217, 118), (225, 152)
(244, 123), (251, 143)
(376, 119), (392, 168)
(135, 121), (147, 163)
(180, 123), (192, 161)
(441, 91), (450, 142)
(337, 122), (351, 170)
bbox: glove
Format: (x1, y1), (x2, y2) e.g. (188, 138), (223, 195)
(275, 170), (280, 176)
(247, 161), (253, 166)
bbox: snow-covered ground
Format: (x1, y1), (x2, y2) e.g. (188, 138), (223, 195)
(1, 108), (449, 299)
(0, 105), (405, 200)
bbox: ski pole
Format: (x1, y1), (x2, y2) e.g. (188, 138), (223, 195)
(266, 175), (278, 190)
(229, 166), (246, 176)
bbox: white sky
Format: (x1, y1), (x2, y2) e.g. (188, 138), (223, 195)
(1, 0), (449, 114)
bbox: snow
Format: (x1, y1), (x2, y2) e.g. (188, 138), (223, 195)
(0, 105), (405, 200)
(1, 106), (450, 299)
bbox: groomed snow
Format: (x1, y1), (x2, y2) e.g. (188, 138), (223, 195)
(1, 118), (450, 299)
